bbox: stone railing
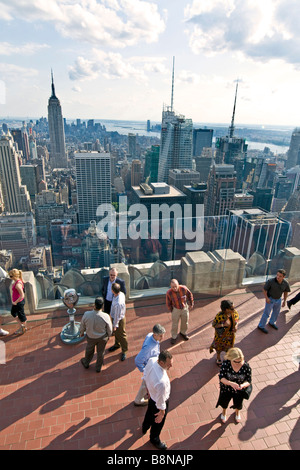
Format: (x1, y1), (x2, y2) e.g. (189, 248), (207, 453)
(1, 246), (300, 315)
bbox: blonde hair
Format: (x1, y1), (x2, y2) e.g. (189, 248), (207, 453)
(225, 347), (244, 362)
(8, 269), (23, 281)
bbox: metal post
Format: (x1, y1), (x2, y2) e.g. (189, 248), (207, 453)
(60, 289), (85, 345)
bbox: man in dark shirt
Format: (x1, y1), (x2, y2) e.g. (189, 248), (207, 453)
(258, 269), (290, 333)
(101, 267), (126, 314)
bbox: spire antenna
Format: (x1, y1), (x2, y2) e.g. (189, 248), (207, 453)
(51, 68), (56, 97)
(229, 80), (239, 138)
(171, 56), (175, 112)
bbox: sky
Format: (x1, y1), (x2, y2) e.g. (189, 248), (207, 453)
(1, 0), (300, 126)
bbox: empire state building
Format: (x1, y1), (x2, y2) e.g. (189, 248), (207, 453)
(47, 71), (67, 168)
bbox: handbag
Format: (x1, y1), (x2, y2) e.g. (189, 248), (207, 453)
(215, 327), (226, 337)
(240, 384), (252, 399)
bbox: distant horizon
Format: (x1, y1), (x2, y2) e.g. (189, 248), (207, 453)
(0, 116), (296, 132)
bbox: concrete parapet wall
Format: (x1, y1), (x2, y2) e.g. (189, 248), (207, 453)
(280, 247), (300, 283)
(22, 271), (38, 314)
(212, 249), (246, 289)
(3, 247), (299, 315)
(182, 249), (246, 293)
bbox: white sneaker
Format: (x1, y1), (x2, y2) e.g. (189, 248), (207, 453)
(220, 414), (227, 423)
(235, 413), (241, 423)
(134, 398), (149, 406)
(0, 328), (9, 336)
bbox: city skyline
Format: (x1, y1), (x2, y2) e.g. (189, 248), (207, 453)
(1, 1), (300, 126)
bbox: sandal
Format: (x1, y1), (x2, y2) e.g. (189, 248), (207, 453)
(235, 413), (241, 423)
(220, 414), (227, 423)
(14, 328), (24, 335)
(14, 326), (27, 336)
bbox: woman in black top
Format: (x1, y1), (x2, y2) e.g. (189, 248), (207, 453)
(216, 347), (252, 423)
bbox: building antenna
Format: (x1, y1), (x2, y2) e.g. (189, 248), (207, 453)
(171, 56), (175, 112)
(51, 68), (56, 97)
(229, 80), (239, 138)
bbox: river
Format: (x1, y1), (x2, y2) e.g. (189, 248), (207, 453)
(100, 119), (289, 154)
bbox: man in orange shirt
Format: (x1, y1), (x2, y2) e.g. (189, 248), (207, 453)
(166, 279), (194, 344)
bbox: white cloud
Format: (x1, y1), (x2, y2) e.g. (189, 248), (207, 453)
(129, 55), (169, 75)
(0, 63), (38, 81)
(0, 0), (166, 48)
(68, 56), (100, 81)
(184, 0), (300, 68)
(177, 70), (201, 85)
(0, 42), (49, 56)
(68, 51), (170, 83)
(71, 85), (82, 93)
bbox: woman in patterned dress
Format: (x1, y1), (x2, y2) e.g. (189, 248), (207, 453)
(209, 300), (239, 365)
(216, 347), (252, 423)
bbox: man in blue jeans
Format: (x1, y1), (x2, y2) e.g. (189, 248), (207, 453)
(258, 269), (291, 334)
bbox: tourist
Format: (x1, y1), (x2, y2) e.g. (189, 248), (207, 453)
(79, 297), (113, 373)
(287, 292), (300, 310)
(134, 324), (166, 406)
(0, 318), (9, 336)
(9, 269), (27, 336)
(209, 300), (239, 365)
(216, 347), (252, 424)
(102, 267), (126, 314)
(258, 269), (290, 333)
(142, 350), (173, 450)
(166, 279), (194, 344)
(108, 282), (128, 361)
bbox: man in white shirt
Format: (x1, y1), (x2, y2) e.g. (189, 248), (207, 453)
(142, 350), (173, 450)
(108, 282), (128, 361)
(79, 297), (113, 372)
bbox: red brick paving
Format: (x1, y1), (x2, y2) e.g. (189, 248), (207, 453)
(0, 285), (299, 451)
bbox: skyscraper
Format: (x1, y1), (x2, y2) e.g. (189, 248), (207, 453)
(193, 128), (213, 157)
(168, 168), (200, 192)
(47, 71), (67, 168)
(195, 147), (214, 182)
(20, 164), (39, 200)
(286, 128), (300, 169)
(128, 133), (137, 159)
(75, 151), (111, 226)
(144, 145), (160, 183)
(157, 57), (193, 183)
(28, 128), (38, 160)
(21, 122), (30, 161)
(205, 164), (236, 216)
(0, 131), (32, 213)
(131, 159), (142, 186)
(157, 107), (193, 183)
(11, 127), (28, 161)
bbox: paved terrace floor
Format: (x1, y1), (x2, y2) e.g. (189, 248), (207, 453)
(0, 284), (299, 452)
